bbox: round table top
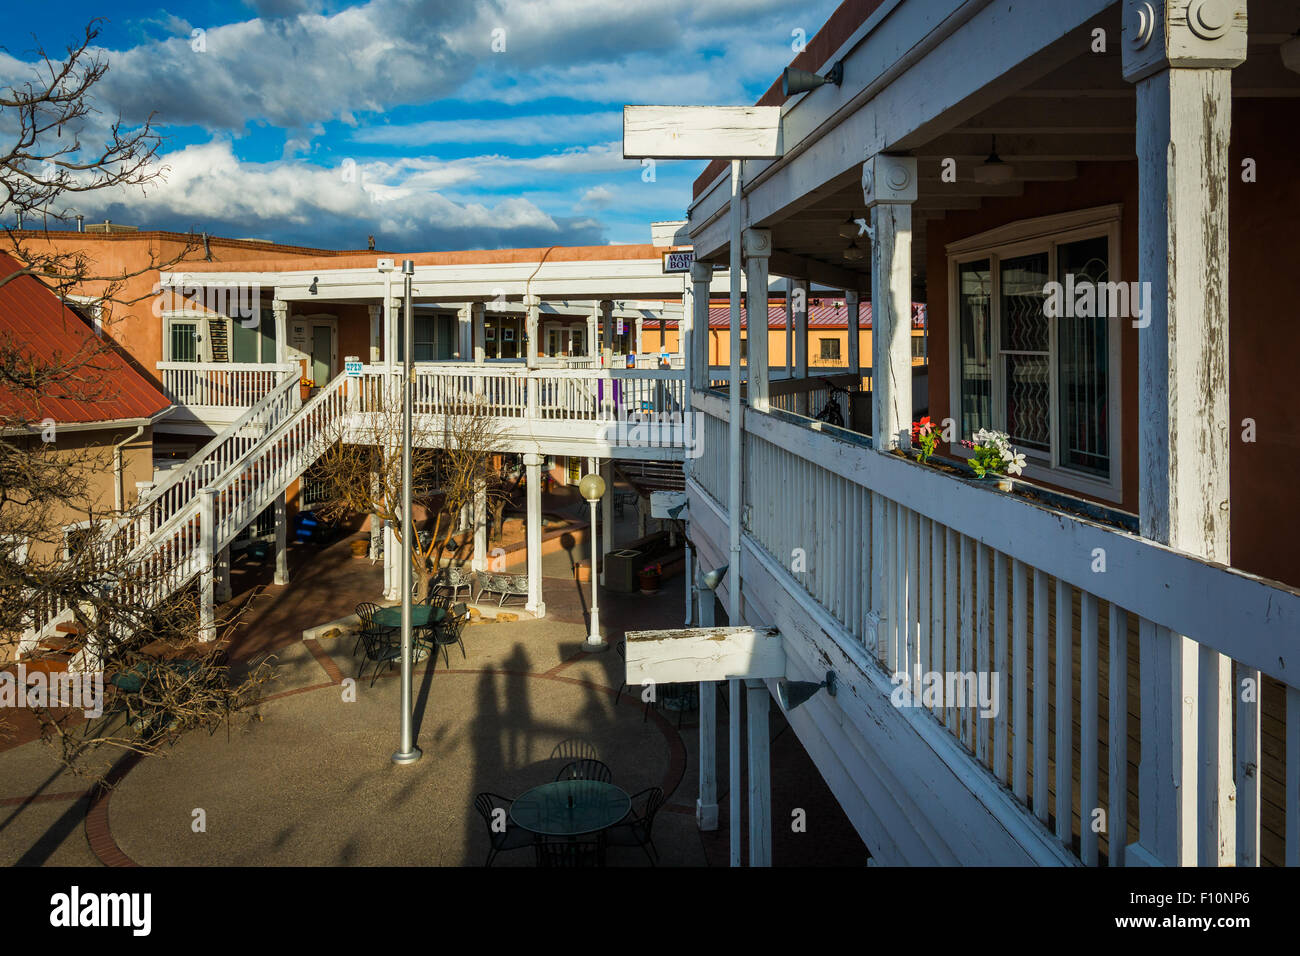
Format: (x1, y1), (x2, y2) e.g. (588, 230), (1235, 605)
(510, 780), (631, 837)
(374, 604), (443, 628)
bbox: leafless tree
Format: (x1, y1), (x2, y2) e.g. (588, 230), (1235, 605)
(313, 377), (504, 602)
(0, 22), (271, 776)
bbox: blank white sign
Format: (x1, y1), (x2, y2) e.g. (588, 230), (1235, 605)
(623, 105), (782, 159)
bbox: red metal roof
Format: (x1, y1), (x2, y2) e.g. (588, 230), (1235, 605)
(0, 252), (171, 426)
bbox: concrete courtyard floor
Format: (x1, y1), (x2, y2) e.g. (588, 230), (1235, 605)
(0, 492), (869, 867)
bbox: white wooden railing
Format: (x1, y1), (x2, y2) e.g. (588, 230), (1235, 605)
(358, 364), (688, 422)
(157, 362), (299, 409)
(694, 392), (1300, 868)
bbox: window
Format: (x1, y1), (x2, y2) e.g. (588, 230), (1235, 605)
(819, 337), (840, 361)
(167, 320), (200, 362)
(947, 206), (1121, 497)
(911, 331), (928, 361)
(396, 315), (439, 362)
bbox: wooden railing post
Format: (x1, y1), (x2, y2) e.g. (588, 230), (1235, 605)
(1122, 0), (1246, 868)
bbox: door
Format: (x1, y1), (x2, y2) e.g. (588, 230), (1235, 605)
(310, 324), (333, 386)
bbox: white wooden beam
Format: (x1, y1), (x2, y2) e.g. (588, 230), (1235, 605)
(865, 154), (916, 452)
(743, 229), (772, 412)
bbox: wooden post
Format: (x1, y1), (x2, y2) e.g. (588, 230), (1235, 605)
(864, 153), (917, 451)
(524, 452), (545, 617)
(367, 304), (382, 364)
(791, 278), (809, 415)
(587, 302), (600, 361)
(1122, 0), (1245, 868)
(845, 289), (861, 382)
(784, 279), (793, 379)
(272, 299), (288, 365)
(743, 228), (771, 412)
(746, 678), (772, 866)
(600, 299), (614, 365)
(471, 301), (486, 364)
(697, 579), (720, 831)
(524, 293), (540, 370)
(274, 490), (288, 586)
(199, 489), (216, 642)
(691, 262), (712, 392)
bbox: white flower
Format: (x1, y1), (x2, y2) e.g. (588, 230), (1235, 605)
(973, 428), (991, 445)
(1005, 452), (1027, 476)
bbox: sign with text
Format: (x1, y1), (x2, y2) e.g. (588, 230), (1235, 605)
(345, 360), (364, 377)
(662, 250), (695, 273)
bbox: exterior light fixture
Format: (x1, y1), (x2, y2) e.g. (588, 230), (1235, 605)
(838, 210), (860, 239)
(974, 136), (1013, 185)
(782, 59), (844, 96)
(1283, 32), (1300, 73)
(700, 563), (728, 591)
(842, 240), (864, 262)
(308, 277), (319, 295)
(776, 670), (837, 712)
(579, 472), (608, 651)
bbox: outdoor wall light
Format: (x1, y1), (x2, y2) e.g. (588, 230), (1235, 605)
(776, 670), (837, 712)
(974, 136), (1014, 185)
(700, 564), (728, 591)
(782, 59), (844, 97)
(1282, 32), (1300, 74)
(308, 277), (318, 295)
(842, 240), (864, 262)
(837, 210), (860, 239)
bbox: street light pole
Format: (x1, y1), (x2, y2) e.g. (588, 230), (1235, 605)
(578, 470), (607, 651)
(393, 259), (421, 765)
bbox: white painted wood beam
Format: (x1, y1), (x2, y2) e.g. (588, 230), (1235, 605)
(743, 229), (772, 412)
(624, 106), (782, 159)
(523, 452), (545, 617)
(865, 154), (917, 452)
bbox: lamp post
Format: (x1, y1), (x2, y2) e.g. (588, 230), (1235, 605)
(392, 259), (421, 766)
(578, 471), (607, 651)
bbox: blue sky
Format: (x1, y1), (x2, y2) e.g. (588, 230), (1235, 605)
(1, 0), (841, 250)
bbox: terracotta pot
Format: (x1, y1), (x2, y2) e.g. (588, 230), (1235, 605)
(350, 540), (369, 558)
(638, 572), (661, 594)
(299, 384), (312, 401)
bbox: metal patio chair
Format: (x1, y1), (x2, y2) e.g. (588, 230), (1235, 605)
(472, 792), (537, 867)
(602, 786), (665, 865)
(555, 758), (613, 784)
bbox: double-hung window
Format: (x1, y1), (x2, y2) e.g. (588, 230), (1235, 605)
(947, 205), (1122, 499)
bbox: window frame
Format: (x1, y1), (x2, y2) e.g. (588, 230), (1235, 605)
(946, 205), (1123, 502)
(819, 337), (841, 361)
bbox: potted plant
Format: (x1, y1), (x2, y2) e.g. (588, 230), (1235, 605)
(299, 376), (314, 401)
(911, 416), (940, 463)
(638, 562), (662, 594)
(959, 428), (1026, 491)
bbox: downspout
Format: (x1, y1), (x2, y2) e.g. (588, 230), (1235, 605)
(113, 425), (145, 512)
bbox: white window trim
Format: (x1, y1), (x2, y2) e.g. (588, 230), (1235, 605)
(946, 204), (1124, 503)
(161, 310), (212, 363)
(1, 533), (28, 565)
(64, 293), (104, 337)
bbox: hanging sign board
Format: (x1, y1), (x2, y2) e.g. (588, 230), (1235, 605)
(623, 106), (782, 159)
(662, 250), (695, 273)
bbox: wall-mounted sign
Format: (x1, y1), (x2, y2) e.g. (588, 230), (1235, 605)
(345, 360), (364, 377)
(661, 250), (695, 273)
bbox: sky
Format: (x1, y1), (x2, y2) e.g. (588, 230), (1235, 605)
(0, 0), (841, 251)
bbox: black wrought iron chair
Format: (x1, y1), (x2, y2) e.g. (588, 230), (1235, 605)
(555, 758), (613, 783)
(602, 786), (665, 865)
(353, 601), (395, 657)
(550, 738), (599, 763)
(535, 838), (602, 867)
(356, 627), (402, 687)
(427, 602), (469, 670)
(472, 792), (537, 867)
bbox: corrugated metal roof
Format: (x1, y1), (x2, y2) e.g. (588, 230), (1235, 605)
(0, 252), (171, 426)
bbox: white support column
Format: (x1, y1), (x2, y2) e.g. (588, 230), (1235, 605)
(272, 299), (289, 365)
(587, 302), (600, 361)
(697, 580), (719, 830)
(524, 294), (540, 369)
(384, 520), (399, 601)
(367, 304), (382, 364)
(784, 279), (793, 379)
(1122, 0), (1245, 869)
(456, 303), (471, 361)
(791, 278), (809, 414)
(472, 477), (488, 572)
(385, 296), (400, 370)
(600, 299), (614, 365)
(600, 458), (614, 585)
(746, 678), (772, 866)
(845, 289), (861, 382)
(864, 153), (917, 451)
(471, 301), (486, 364)
(199, 489), (216, 642)
(634, 316), (644, 358)
(743, 228), (771, 412)
(524, 452), (545, 617)
(274, 491), (289, 586)
(690, 262), (712, 391)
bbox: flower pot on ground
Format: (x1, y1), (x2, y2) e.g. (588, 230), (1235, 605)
(299, 378), (313, 401)
(638, 565), (662, 594)
(350, 539), (369, 558)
